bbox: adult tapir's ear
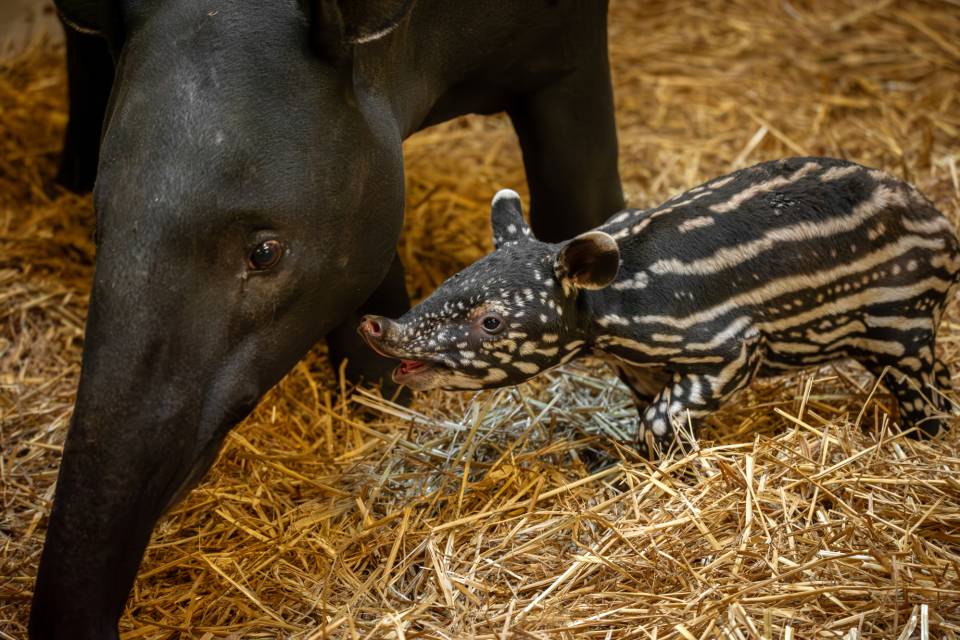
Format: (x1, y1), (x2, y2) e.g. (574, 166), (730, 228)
(554, 231), (620, 291)
(307, 0), (414, 61)
(490, 189), (533, 249)
(55, 0), (123, 46)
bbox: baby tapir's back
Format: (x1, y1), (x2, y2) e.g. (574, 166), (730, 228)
(601, 157), (960, 354)
(596, 157), (959, 442)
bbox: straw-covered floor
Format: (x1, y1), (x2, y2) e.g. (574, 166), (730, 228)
(3, 1), (960, 638)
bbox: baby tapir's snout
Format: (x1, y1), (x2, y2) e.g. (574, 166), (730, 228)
(358, 315), (401, 355)
(359, 315), (385, 339)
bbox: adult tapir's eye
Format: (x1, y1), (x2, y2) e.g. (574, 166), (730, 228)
(248, 239), (284, 270)
(481, 314), (504, 334)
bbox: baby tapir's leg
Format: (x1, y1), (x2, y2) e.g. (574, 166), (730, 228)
(614, 364), (671, 410)
(934, 357), (954, 395)
(873, 363), (949, 437)
(638, 333), (765, 457)
(857, 325), (952, 437)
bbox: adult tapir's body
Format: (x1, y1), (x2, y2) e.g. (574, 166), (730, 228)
(32, 1), (624, 637)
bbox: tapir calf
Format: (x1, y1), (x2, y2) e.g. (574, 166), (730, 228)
(361, 157), (960, 452)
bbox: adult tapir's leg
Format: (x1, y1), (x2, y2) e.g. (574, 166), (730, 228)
(326, 254), (411, 395)
(507, 18), (624, 241)
(56, 26), (114, 193)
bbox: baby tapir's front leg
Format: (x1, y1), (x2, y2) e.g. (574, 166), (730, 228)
(637, 331), (766, 456)
(613, 363), (671, 410)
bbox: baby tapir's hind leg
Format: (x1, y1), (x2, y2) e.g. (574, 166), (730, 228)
(859, 340), (952, 438)
(876, 366), (947, 437)
(933, 357), (953, 396)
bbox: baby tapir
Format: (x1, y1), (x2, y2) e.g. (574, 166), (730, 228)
(360, 157), (960, 453)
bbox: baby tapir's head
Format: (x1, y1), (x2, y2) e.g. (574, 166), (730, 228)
(359, 190), (620, 391)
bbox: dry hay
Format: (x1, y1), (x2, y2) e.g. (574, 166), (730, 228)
(2, 1), (960, 638)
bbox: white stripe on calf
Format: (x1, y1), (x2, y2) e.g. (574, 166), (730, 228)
(678, 216), (716, 233)
(636, 237), (947, 329)
(804, 320), (867, 344)
(650, 185), (909, 276)
(819, 164), (861, 182)
(863, 315), (932, 330)
(513, 362), (540, 375)
(709, 161), (820, 214)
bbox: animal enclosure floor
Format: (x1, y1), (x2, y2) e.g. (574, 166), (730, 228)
(2, 1), (960, 638)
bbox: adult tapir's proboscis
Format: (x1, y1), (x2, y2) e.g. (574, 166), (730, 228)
(31, 0), (624, 637)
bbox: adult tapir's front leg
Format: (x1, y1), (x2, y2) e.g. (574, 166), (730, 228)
(507, 19), (624, 241)
(56, 25), (114, 193)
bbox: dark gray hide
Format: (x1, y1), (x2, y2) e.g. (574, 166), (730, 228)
(30, 0), (624, 637)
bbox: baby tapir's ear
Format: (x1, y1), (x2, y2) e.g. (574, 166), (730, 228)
(491, 189), (533, 249)
(554, 231), (620, 291)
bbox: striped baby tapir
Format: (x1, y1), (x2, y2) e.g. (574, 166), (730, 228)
(360, 157), (960, 454)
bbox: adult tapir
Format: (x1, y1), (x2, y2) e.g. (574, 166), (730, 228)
(31, 0), (624, 637)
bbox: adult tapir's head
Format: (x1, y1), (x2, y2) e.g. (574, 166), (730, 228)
(72, 0), (415, 493)
(32, 1), (417, 636)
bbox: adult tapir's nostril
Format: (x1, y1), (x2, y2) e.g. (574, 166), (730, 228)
(361, 316), (383, 338)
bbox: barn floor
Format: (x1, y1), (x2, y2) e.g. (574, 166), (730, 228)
(2, 1), (960, 638)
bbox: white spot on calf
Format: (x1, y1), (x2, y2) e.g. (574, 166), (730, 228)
(514, 361), (540, 375)
(483, 368), (508, 383)
(597, 315), (631, 327)
(612, 271), (650, 290)
(651, 418), (667, 436)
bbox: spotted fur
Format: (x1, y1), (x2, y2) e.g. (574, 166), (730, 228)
(361, 158), (960, 454)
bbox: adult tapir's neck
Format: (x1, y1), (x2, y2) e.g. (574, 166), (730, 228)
(353, 0), (604, 138)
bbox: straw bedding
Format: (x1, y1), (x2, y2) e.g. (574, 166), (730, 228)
(2, 1), (960, 638)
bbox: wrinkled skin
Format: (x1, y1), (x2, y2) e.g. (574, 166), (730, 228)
(31, 1), (624, 637)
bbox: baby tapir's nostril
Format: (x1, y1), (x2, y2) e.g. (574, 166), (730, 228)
(361, 316), (383, 338)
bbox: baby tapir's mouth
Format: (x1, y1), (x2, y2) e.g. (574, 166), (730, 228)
(392, 358), (440, 385)
(397, 359), (427, 375)
(357, 316), (447, 389)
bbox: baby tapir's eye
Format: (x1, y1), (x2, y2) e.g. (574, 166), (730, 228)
(248, 239), (284, 270)
(481, 313), (504, 334)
